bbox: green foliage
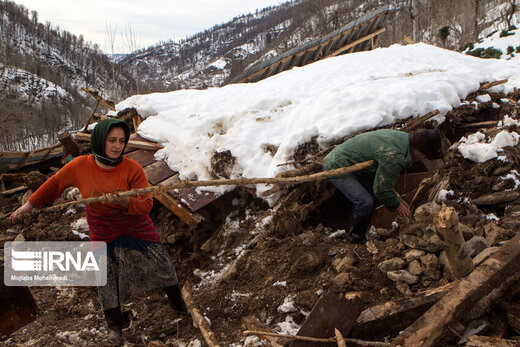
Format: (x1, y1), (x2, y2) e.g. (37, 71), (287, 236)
(516, 46), (520, 53)
(508, 46), (514, 55)
(466, 47), (503, 59)
(460, 42), (474, 52)
(508, 25), (518, 31)
(500, 29), (514, 37)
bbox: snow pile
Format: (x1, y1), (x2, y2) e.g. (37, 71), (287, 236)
(498, 114), (520, 128)
(458, 130), (520, 163)
(115, 43), (520, 201)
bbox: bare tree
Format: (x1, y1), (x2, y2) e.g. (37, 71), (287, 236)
(105, 22), (118, 98)
(502, 0), (518, 28)
(124, 23), (140, 94)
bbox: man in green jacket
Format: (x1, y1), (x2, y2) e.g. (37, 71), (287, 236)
(323, 128), (443, 244)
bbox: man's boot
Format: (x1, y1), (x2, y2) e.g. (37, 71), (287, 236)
(164, 284), (188, 314)
(103, 306), (123, 345)
(348, 214), (371, 244)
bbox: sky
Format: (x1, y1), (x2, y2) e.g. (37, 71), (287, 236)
(12, 0), (286, 54)
(112, 37), (520, 204)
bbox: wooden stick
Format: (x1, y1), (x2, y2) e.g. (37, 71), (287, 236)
(181, 283), (221, 347)
(32, 160), (374, 214)
(243, 330), (390, 346)
(335, 328), (347, 347)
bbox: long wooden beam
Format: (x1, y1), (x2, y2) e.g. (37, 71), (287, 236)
(327, 27), (386, 58)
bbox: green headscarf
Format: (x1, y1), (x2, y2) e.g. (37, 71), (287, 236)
(91, 118), (130, 166)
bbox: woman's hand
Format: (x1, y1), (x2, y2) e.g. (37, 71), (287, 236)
(104, 193), (130, 210)
(10, 201), (35, 223)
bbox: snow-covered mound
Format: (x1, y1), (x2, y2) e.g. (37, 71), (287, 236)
(116, 43), (520, 201)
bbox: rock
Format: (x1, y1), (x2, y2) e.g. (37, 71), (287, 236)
(292, 253), (324, 273)
(420, 254), (441, 280)
(373, 227), (395, 237)
(405, 249), (425, 263)
(378, 257), (406, 273)
(220, 250), (250, 282)
(387, 270), (419, 285)
(465, 236), (489, 257)
(331, 273), (351, 287)
(472, 246), (500, 267)
(408, 259), (424, 276)
(365, 241), (378, 255)
(504, 204), (520, 219)
(458, 223), (475, 240)
(395, 281), (412, 296)
(400, 223), (443, 252)
(483, 223), (506, 245)
(333, 255), (357, 272)
(414, 202), (441, 222)
(14, 233), (25, 242)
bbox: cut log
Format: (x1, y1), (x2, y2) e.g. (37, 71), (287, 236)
(242, 316), (283, 347)
(472, 191), (520, 206)
(464, 335), (520, 346)
(390, 232), (520, 347)
(402, 110), (440, 132)
(181, 283), (221, 347)
(434, 205), (474, 279)
(0, 185), (28, 196)
(289, 292), (362, 347)
(349, 282), (456, 340)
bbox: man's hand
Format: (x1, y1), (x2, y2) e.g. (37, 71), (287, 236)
(104, 193), (130, 210)
(10, 201), (35, 223)
(396, 202), (410, 217)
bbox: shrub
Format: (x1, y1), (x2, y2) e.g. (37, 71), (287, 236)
(466, 47), (502, 59)
(500, 29), (514, 37)
(516, 46), (520, 53)
(508, 46), (514, 55)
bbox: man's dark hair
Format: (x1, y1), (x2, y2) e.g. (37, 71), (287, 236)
(409, 128), (443, 160)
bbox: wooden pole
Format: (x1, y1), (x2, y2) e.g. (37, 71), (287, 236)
(434, 204), (474, 279)
(243, 330), (390, 346)
(181, 283), (221, 347)
(31, 160), (374, 214)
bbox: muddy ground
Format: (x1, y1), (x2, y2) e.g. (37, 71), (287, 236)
(1, 90), (520, 346)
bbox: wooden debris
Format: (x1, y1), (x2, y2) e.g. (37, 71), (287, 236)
(242, 316), (283, 347)
(480, 79), (508, 90)
(402, 110), (440, 133)
(464, 335), (520, 346)
(58, 131), (80, 157)
(81, 88), (116, 110)
(456, 120), (497, 131)
(75, 132), (163, 150)
(402, 36), (415, 44)
(349, 282), (456, 340)
(335, 328), (346, 347)
(243, 330), (390, 346)
(434, 205), (474, 279)
(289, 291), (362, 347)
(390, 232), (520, 347)
(154, 190), (204, 229)
(181, 283), (221, 347)
(0, 185), (28, 196)
(472, 191), (520, 206)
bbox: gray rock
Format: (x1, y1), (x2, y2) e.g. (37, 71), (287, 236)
(420, 254), (441, 280)
(473, 246), (500, 267)
(400, 224), (443, 253)
(387, 270), (419, 285)
(408, 259), (424, 276)
(405, 249), (425, 263)
(378, 257), (406, 273)
(465, 236), (489, 257)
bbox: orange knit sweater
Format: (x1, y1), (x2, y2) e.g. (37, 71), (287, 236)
(29, 154), (152, 215)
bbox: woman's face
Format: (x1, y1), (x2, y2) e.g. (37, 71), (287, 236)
(105, 127), (126, 159)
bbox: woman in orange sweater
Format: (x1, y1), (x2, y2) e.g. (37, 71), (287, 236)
(11, 118), (187, 344)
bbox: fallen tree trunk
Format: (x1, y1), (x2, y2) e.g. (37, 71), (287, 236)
(390, 232), (520, 347)
(472, 191), (520, 206)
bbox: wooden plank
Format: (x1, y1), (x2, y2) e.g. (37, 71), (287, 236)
(290, 292), (362, 347)
(390, 232), (520, 347)
(174, 188), (221, 212)
(143, 161), (175, 185)
(464, 335), (520, 347)
(242, 316), (283, 347)
(75, 132), (163, 150)
(154, 191), (203, 229)
(125, 149), (157, 167)
(457, 120), (497, 130)
(350, 282), (456, 340)
(328, 27), (386, 58)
